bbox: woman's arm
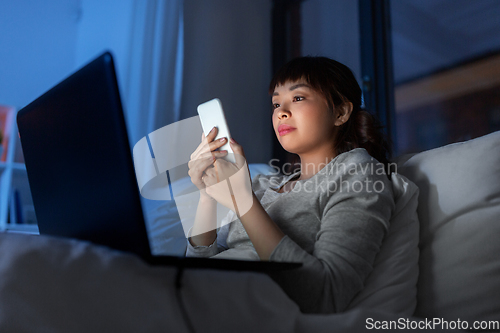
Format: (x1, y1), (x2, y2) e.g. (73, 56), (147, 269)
(185, 198), (233, 257)
(237, 193), (285, 260)
(188, 195), (217, 246)
(185, 127), (229, 255)
(202, 139), (286, 260)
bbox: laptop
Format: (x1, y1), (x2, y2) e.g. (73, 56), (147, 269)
(16, 51), (300, 272)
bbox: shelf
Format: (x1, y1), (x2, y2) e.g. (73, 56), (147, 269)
(0, 162), (26, 170)
(12, 163), (26, 171)
(0, 105), (33, 231)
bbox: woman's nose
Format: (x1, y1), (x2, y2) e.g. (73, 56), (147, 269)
(277, 107), (291, 119)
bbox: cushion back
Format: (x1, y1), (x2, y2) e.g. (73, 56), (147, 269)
(398, 130), (500, 322)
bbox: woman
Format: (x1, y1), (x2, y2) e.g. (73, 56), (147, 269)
(185, 56), (395, 314)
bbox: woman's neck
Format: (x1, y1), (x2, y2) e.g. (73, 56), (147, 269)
(297, 151), (337, 181)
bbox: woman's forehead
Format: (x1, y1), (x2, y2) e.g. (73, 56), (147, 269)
(273, 79), (311, 92)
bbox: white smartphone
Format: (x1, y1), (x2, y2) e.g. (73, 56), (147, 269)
(197, 98), (236, 164)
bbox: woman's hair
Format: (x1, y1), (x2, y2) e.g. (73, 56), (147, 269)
(269, 56), (394, 175)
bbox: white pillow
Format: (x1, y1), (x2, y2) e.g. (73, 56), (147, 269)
(398, 130), (500, 322)
(346, 172), (420, 316)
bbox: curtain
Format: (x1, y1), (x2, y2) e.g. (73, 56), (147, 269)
(123, 0), (184, 147)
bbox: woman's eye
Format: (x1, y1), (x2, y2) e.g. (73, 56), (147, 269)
(294, 96), (304, 102)
(272, 103), (280, 110)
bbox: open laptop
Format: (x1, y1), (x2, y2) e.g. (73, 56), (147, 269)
(16, 51), (300, 272)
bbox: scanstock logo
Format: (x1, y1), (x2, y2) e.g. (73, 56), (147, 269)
(132, 116), (252, 238)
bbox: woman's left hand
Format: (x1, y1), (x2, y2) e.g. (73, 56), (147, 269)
(202, 139), (254, 215)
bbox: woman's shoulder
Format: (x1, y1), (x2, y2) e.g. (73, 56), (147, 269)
(332, 148), (388, 176)
(248, 148), (389, 192)
(336, 147), (379, 164)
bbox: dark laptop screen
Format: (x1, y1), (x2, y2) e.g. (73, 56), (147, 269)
(17, 52), (151, 258)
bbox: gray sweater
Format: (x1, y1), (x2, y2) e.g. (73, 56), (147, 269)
(186, 148), (395, 313)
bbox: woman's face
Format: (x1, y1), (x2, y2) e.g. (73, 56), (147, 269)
(271, 80), (339, 157)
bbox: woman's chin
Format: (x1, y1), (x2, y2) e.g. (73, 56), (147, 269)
(278, 139), (304, 155)
(281, 145), (300, 155)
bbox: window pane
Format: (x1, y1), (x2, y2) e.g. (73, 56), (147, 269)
(391, 0), (500, 154)
(301, 0), (361, 82)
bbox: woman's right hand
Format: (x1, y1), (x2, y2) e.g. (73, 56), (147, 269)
(188, 127), (228, 195)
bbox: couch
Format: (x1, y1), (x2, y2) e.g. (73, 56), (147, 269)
(0, 130), (498, 332)
(396, 130), (500, 326)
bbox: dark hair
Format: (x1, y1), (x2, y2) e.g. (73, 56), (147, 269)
(269, 56), (393, 175)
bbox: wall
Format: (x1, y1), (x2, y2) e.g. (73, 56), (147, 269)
(74, 0), (135, 98)
(0, 0), (134, 109)
(0, 0), (79, 108)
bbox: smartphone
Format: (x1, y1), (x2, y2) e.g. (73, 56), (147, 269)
(197, 98), (236, 164)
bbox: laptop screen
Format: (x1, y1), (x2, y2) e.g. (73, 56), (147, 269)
(17, 52), (152, 258)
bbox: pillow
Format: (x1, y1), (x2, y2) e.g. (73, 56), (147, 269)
(346, 171), (420, 316)
(397, 130), (500, 322)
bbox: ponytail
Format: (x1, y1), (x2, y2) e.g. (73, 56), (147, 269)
(334, 106), (394, 176)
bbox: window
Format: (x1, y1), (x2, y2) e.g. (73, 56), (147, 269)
(391, 0), (500, 154)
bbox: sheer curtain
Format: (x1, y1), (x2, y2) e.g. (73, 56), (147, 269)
(123, 0), (184, 147)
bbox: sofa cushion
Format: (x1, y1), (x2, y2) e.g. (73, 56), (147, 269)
(0, 233), (301, 333)
(346, 172), (420, 316)
(398, 130), (500, 322)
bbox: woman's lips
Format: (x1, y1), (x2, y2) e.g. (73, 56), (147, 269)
(278, 124), (296, 136)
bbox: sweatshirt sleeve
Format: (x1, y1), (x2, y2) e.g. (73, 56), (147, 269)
(268, 156), (395, 314)
(185, 211), (232, 257)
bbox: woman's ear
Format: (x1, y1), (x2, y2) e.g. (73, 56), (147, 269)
(334, 102), (353, 126)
